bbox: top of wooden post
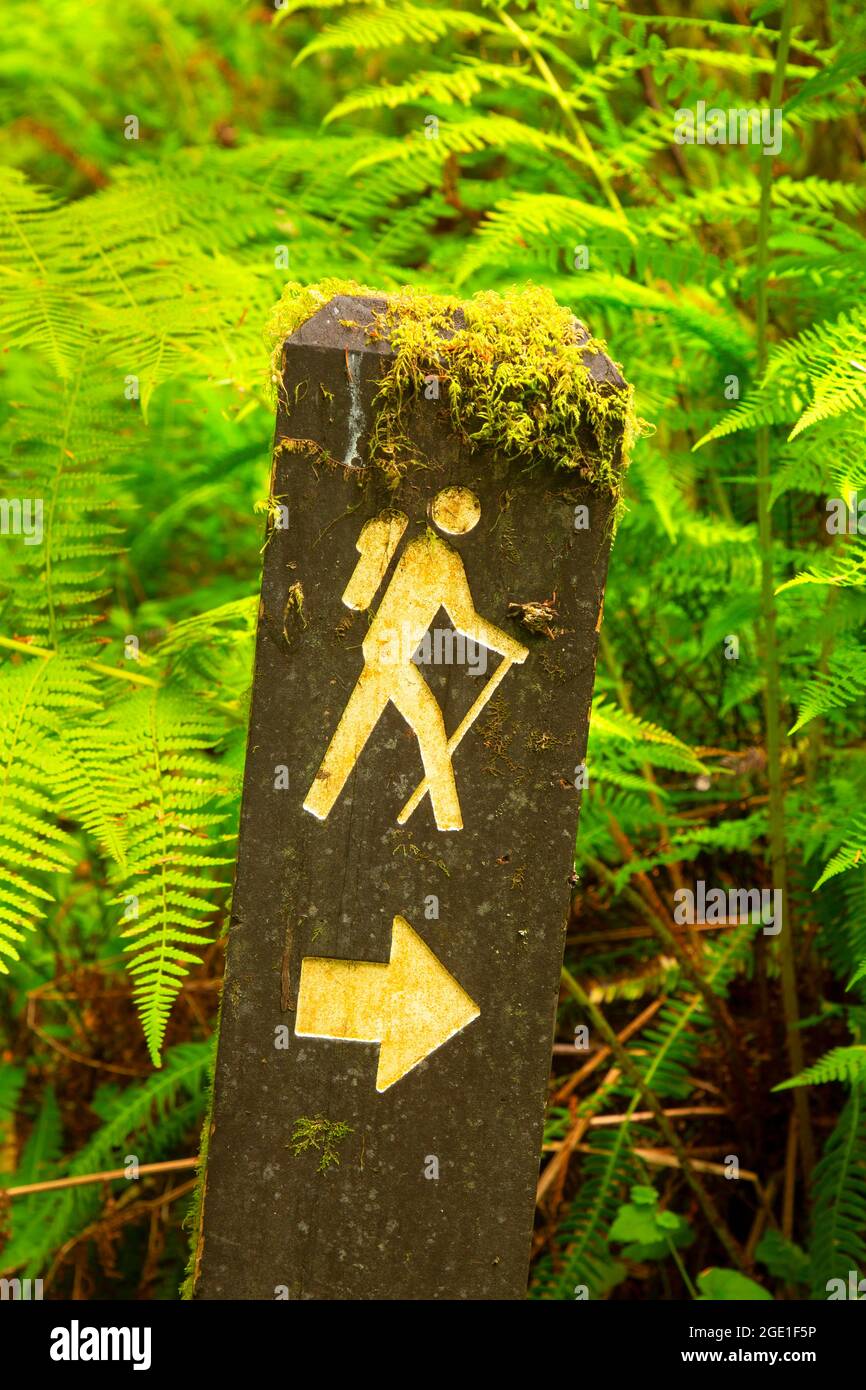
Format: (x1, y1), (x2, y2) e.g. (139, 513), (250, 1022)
(285, 290), (627, 391)
(275, 284), (635, 495)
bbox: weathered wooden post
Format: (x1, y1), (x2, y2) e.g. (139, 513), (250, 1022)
(192, 285), (633, 1300)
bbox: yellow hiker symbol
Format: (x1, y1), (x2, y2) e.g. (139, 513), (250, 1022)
(303, 487), (529, 831)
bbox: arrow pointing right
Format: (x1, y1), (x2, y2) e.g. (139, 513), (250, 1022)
(295, 916), (480, 1091)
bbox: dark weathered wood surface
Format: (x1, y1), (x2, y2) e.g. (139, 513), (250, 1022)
(195, 295), (623, 1299)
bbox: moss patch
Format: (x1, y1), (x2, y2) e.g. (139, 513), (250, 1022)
(180, 1031), (219, 1300)
(267, 279), (642, 504)
(267, 276), (378, 376)
(289, 1114), (354, 1173)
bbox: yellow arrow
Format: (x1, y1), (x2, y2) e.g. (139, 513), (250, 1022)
(295, 916), (480, 1091)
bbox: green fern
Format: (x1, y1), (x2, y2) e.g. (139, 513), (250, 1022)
(0, 658), (94, 971)
(790, 640), (866, 732)
(293, 4), (501, 64)
(533, 925), (754, 1299)
(812, 814), (866, 890)
(111, 690), (233, 1066)
(776, 1046), (866, 1089)
(808, 1087), (866, 1296)
(1, 1042), (212, 1278)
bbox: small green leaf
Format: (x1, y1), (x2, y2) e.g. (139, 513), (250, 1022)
(657, 1210), (681, 1231)
(697, 1268), (773, 1301)
(608, 1204), (660, 1245)
(755, 1230), (810, 1286)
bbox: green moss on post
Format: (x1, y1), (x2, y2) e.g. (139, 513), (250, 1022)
(180, 1030), (219, 1300)
(268, 280), (641, 505)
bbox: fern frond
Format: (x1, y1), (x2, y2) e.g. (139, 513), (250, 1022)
(2, 1043), (211, 1277)
(790, 640), (866, 733)
(777, 1046), (866, 1089)
(0, 656), (97, 971)
(615, 9), (826, 56)
(456, 193), (635, 286)
(0, 170), (88, 378)
(294, 5), (501, 65)
(772, 176), (866, 217)
(812, 812), (866, 890)
(531, 1119), (634, 1299)
(324, 67), (493, 123)
(3, 367), (133, 651)
(347, 117), (576, 176)
(778, 536), (866, 594)
(808, 1086), (866, 1296)
(111, 690), (233, 1064)
(766, 310), (866, 438)
(785, 49), (866, 113)
(590, 695), (704, 765)
(0, 1086), (64, 1276)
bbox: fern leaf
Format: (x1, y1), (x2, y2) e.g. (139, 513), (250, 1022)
(778, 536), (866, 594)
(2, 1044), (211, 1277)
(111, 690), (233, 1064)
(776, 1046), (866, 1089)
(790, 640), (866, 732)
(0, 657), (91, 970)
(808, 1087), (866, 1295)
(294, 5), (501, 65)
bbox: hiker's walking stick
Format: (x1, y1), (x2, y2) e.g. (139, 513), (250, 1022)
(397, 650), (522, 825)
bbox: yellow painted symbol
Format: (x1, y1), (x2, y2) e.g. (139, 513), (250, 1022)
(430, 485), (481, 535)
(303, 488), (529, 831)
(295, 915), (480, 1091)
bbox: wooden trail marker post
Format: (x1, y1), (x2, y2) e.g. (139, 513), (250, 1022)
(194, 289), (631, 1300)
